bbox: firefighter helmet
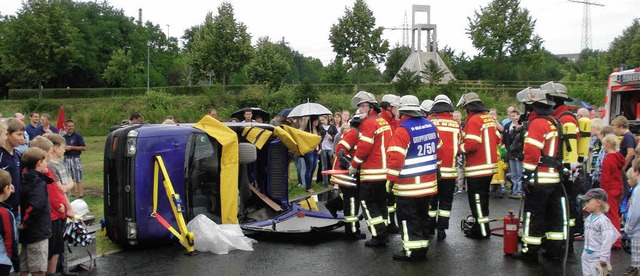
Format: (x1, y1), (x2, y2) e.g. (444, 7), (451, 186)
(71, 199), (90, 218)
(351, 91), (378, 108)
(456, 92), (482, 107)
(540, 81), (570, 100)
(420, 100), (434, 113)
(433, 94), (453, 106)
(398, 95), (424, 117)
(516, 87), (554, 106)
(381, 94), (399, 104)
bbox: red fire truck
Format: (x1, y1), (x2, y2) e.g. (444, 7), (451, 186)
(605, 67), (640, 129)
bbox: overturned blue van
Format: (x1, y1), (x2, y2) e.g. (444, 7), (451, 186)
(104, 116), (342, 249)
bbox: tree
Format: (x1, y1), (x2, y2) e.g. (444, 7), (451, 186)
(421, 60), (446, 86)
(102, 48), (144, 87)
(467, 0), (536, 82)
(246, 37), (291, 91)
(321, 57), (349, 84)
(0, 0), (82, 93)
(191, 3), (253, 92)
(329, 0), (389, 90)
(607, 19), (640, 69)
(383, 45), (411, 82)
(393, 68), (422, 95)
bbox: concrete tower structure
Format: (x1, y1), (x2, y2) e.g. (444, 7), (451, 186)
(392, 5), (455, 84)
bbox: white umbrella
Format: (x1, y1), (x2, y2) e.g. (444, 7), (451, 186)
(288, 102), (332, 117)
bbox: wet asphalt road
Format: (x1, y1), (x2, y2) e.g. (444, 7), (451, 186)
(84, 193), (631, 275)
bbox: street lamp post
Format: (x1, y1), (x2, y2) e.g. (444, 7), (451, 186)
(147, 41), (151, 92)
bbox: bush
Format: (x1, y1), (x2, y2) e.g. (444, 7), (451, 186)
(0, 81), (606, 136)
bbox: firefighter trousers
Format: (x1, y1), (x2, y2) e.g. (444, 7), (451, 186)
(429, 178), (456, 230)
(340, 186), (362, 235)
(522, 183), (565, 255)
(397, 196), (430, 256)
(387, 192), (397, 227)
(465, 176), (492, 238)
(359, 180), (388, 239)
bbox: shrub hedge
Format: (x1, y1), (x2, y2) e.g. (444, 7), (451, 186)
(2, 82), (606, 136)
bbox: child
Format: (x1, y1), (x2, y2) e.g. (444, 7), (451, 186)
(30, 136), (72, 275)
(19, 147), (52, 276)
(580, 188), (621, 276)
(600, 133), (625, 249)
(625, 159), (640, 276)
(43, 134), (75, 198)
(0, 170), (18, 275)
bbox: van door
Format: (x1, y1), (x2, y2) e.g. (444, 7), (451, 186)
(185, 133), (221, 223)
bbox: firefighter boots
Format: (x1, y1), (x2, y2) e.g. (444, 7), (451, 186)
(392, 250), (427, 262)
(511, 251), (539, 262)
(364, 237), (388, 247)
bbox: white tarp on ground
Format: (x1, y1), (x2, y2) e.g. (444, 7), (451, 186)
(187, 214), (257, 254)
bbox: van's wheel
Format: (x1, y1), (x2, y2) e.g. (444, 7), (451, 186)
(239, 142), (257, 164)
(238, 143), (256, 213)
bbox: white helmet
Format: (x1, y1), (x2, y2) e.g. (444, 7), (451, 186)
(456, 92), (482, 107)
(381, 94), (399, 104)
(70, 199), (90, 218)
(398, 95), (423, 117)
(540, 81), (570, 100)
(433, 94), (453, 106)
(420, 100), (434, 113)
(351, 91), (378, 108)
(516, 87), (554, 106)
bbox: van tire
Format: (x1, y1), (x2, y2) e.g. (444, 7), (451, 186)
(239, 142), (257, 164)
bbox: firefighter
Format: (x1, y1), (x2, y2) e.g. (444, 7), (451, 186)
(327, 115), (366, 240)
(380, 94), (400, 132)
(348, 91), (392, 247)
(511, 87), (565, 262)
(386, 95), (438, 261)
(541, 81), (581, 257)
(457, 92), (500, 239)
(420, 100), (434, 118)
(427, 95), (460, 240)
(380, 94), (400, 234)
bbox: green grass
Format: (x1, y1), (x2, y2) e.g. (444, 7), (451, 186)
(80, 136), (120, 255)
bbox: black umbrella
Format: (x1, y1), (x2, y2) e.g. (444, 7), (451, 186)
(277, 108), (293, 118)
(231, 107), (270, 122)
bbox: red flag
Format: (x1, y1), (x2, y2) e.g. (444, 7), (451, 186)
(56, 106), (66, 134)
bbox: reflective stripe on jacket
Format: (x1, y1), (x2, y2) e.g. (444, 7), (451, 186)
(460, 112), (499, 177)
(430, 112), (460, 179)
(387, 116), (438, 197)
(351, 111), (392, 182)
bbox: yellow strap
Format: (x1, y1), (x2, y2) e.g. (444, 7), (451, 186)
(153, 156), (195, 253)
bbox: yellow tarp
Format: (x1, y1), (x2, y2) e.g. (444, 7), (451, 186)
(193, 116), (239, 224)
(192, 117), (321, 224)
(272, 125), (321, 156)
(241, 126), (273, 150)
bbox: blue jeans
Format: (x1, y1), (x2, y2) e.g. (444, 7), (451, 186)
(295, 156), (306, 187)
(320, 150), (334, 187)
(304, 151), (319, 190)
(509, 159), (523, 196)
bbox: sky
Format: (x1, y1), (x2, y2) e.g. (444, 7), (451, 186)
(2, 0), (638, 65)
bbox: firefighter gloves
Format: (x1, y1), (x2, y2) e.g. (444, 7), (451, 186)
(386, 181), (395, 194)
(348, 165), (358, 176)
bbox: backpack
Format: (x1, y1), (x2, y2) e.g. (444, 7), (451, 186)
(508, 125), (526, 161)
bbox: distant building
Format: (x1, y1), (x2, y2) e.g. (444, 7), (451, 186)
(392, 5), (455, 85)
(555, 53), (581, 62)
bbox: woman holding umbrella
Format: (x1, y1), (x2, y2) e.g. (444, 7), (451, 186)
(303, 116), (320, 193)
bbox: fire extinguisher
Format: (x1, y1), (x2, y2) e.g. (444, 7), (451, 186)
(503, 210), (519, 255)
